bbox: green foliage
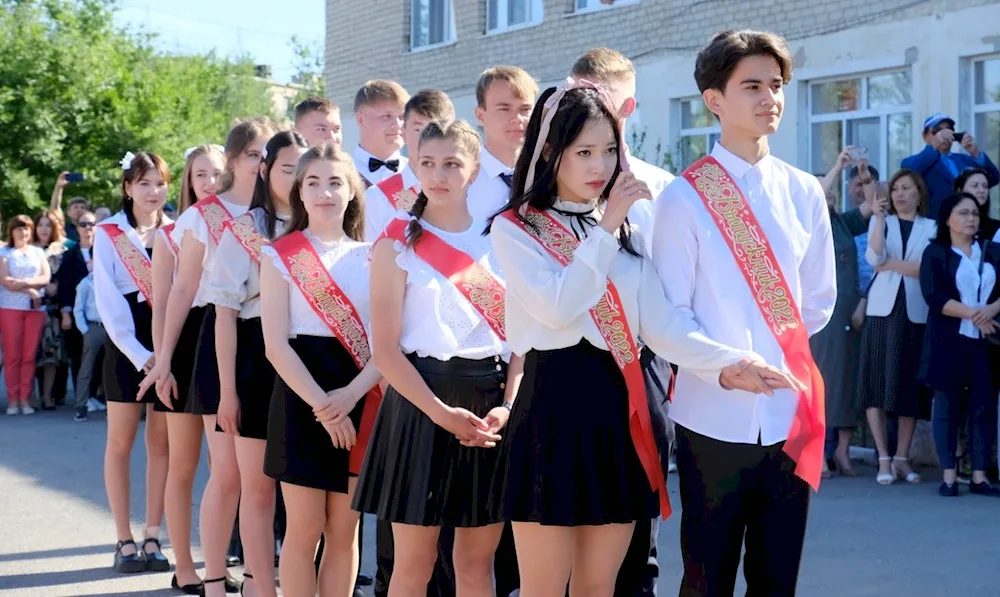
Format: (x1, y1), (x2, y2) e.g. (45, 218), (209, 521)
(0, 0), (275, 220)
(289, 35), (325, 105)
(628, 127), (679, 174)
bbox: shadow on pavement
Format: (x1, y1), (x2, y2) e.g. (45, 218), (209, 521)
(0, 543), (114, 563)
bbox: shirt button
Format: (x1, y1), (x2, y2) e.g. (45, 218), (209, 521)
(500, 382), (506, 389)
(494, 355), (500, 363)
(495, 364), (502, 371)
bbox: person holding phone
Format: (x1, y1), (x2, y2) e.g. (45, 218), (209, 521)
(50, 172), (90, 244)
(902, 113), (1000, 219)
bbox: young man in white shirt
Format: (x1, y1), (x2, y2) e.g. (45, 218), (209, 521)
(352, 80), (410, 188)
(467, 66), (537, 222)
(651, 30), (836, 596)
(364, 89), (455, 241)
(294, 97), (343, 148)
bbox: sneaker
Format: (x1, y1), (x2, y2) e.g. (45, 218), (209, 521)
(938, 482), (959, 497)
(969, 481), (1000, 497)
(75, 409), (89, 422)
(6, 406), (17, 416)
(20, 405), (35, 415)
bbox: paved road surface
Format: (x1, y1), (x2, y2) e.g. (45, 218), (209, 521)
(1, 407), (998, 596)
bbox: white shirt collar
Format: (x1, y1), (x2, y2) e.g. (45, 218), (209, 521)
(710, 141), (774, 181)
(353, 145), (403, 172)
(480, 147), (512, 179)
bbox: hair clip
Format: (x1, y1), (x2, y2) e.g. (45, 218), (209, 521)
(120, 151), (136, 171)
(262, 146), (269, 160)
(185, 144), (226, 159)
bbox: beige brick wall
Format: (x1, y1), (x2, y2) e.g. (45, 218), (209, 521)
(325, 0), (997, 110)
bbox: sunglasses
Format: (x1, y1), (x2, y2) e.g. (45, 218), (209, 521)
(77, 221), (97, 229)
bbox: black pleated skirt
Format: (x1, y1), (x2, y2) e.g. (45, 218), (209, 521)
(104, 292), (156, 406)
(489, 340), (658, 526)
(233, 317), (276, 439)
(185, 305), (220, 415)
(264, 335), (366, 493)
(167, 305), (206, 413)
(352, 353), (507, 528)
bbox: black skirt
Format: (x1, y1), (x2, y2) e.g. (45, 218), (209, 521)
(185, 305), (220, 416)
(490, 340), (658, 526)
(352, 353), (507, 528)
(166, 305), (206, 414)
(104, 291), (156, 406)
(264, 335), (366, 493)
(231, 317), (276, 440)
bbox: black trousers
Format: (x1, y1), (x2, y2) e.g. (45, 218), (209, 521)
(675, 426), (810, 597)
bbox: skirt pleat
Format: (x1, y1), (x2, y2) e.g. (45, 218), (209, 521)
(186, 305), (220, 415)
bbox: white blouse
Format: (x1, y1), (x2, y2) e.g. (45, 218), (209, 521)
(490, 199), (753, 373)
(93, 211), (172, 371)
(364, 166), (420, 242)
(0, 245), (47, 311)
(261, 234), (372, 338)
(954, 242), (997, 339)
(390, 217), (509, 362)
(170, 195), (249, 308)
(208, 208), (288, 319)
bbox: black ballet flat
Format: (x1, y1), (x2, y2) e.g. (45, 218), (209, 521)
(113, 539), (145, 574)
(201, 576), (240, 595)
(357, 572), (373, 586)
(141, 537), (172, 572)
(171, 574), (204, 595)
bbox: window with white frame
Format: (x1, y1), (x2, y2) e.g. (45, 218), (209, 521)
(972, 56), (1000, 204)
(487, 0), (542, 32)
(410, 0), (454, 50)
(575, 0), (638, 12)
(807, 70), (913, 208)
(677, 98), (720, 170)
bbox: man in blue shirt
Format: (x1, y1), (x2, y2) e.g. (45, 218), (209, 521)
(901, 113), (1000, 219)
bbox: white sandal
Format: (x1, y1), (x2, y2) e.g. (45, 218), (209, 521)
(876, 456), (894, 485)
(892, 456), (921, 484)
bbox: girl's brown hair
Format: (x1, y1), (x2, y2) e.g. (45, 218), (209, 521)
(121, 152), (171, 229)
(220, 117), (278, 193)
(34, 209), (66, 247)
(6, 215), (34, 248)
(285, 145), (366, 242)
(406, 119), (481, 246)
(180, 145), (226, 213)
(888, 168), (929, 216)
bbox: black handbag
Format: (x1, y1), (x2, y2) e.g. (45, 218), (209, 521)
(974, 240), (1000, 345)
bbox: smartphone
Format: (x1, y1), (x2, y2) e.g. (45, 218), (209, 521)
(954, 132), (966, 143)
(847, 146), (868, 162)
(65, 172), (84, 183)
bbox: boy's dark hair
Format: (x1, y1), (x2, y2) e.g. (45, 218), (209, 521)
(68, 197), (89, 209)
(694, 29), (793, 93)
(294, 97), (339, 123)
(404, 89), (456, 124)
(847, 164), (880, 182)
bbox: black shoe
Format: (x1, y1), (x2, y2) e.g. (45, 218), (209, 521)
(74, 409), (88, 422)
(141, 537), (172, 572)
(969, 480), (1000, 497)
(357, 573), (373, 586)
(225, 575), (240, 593)
(171, 574), (204, 595)
(938, 482), (959, 497)
(202, 576), (236, 596)
(113, 540), (146, 574)
(226, 554), (242, 567)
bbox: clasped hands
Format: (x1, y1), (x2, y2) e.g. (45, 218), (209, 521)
(719, 357), (806, 396)
(969, 302), (1000, 336)
(135, 356), (179, 409)
(313, 387), (363, 450)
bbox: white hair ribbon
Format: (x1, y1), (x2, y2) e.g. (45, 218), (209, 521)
(120, 151), (136, 171)
(184, 144), (226, 159)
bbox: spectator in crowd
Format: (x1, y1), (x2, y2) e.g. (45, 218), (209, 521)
(33, 210), (69, 409)
(901, 113), (999, 219)
(94, 206), (112, 222)
(57, 210), (101, 415)
(954, 167), (999, 240)
(822, 146), (880, 293)
(814, 160), (877, 477)
(919, 192), (1000, 497)
(857, 169), (936, 485)
(50, 172), (89, 243)
(72, 271), (107, 422)
(0, 215), (51, 415)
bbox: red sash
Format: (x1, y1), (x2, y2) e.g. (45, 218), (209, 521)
(225, 212), (270, 264)
(192, 195), (234, 246)
(160, 223), (179, 257)
(100, 224), (154, 307)
(379, 218), (506, 341)
(270, 231), (381, 473)
(682, 156), (826, 490)
(498, 208), (670, 519)
(377, 174), (420, 212)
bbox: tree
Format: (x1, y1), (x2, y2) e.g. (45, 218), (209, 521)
(289, 35), (326, 105)
(0, 0), (275, 220)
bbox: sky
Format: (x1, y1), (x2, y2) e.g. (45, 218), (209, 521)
(112, 0), (325, 84)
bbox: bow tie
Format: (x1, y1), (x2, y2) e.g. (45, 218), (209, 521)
(369, 157), (400, 173)
(499, 172), (513, 188)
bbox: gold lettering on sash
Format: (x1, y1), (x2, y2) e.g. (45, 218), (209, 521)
(228, 213), (269, 262)
(392, 188), (418, 212)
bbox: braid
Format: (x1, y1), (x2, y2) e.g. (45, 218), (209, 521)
(406, 192), (429, 247)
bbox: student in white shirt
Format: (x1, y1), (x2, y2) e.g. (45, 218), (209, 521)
(259, 145), (380, 597)
(651, 30), (836, 596)
(351, 80), (410, 188)
(357, 121), (521, 597)
(364, 89), (455, 241)
(91, 152), (172, 577)
(489, 83), (796, 597)
(468, 66), (538, 224)
(210, 131), (309, 597)
(142, 117), (279, 596)
(294, 97), (344, 148)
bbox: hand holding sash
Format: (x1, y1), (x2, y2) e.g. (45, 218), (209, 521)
(719, 357), (806, 396)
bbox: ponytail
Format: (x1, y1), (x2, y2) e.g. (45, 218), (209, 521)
(405, 192), (430, 247)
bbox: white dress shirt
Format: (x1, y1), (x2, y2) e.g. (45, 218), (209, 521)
(352, 145), (408, 187)
(625, 150), (675, 257)
(389, 217), (509, 362)
(363, 165), (420, 242)
(208, 208), (289, 319)
(93, 211), (173, 371)
(261, 234), (372, 338)
(170, 196), (250, 308)
(467, 147), (514, 223)
(954, 242), (997, 339)
(491, 198), (755, 376)
(652, 142), (836, 446)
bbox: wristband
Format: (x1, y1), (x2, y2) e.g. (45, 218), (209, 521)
(500, 400), (514, 411)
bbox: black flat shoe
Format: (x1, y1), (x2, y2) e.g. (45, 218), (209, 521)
(141, 537), (172, 572)
(202, 576), (240, 596)
(970, 480), (1000, 497)
(938, 482), (959, 497)
(114, 539), (145, 574)
(357, 573), (373, 586)
(171, 574), (204, 595)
